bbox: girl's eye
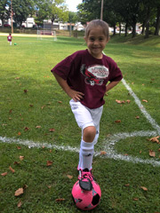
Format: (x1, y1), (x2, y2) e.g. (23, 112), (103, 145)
(99, 37), (104, 41)
(89, 37), (95, 42)
(89, 37), (104, 42)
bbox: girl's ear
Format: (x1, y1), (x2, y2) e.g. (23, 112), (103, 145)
(84, 36), (87, 42)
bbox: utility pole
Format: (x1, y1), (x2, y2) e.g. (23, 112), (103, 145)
(11, 0), (13, 33)
(100, 0), (104, 20)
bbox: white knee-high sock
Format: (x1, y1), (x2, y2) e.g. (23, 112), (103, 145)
(79, 140), (94, 170)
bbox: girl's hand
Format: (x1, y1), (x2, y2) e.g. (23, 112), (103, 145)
(53, 72), (84, 101)
(67, 89), (84, 102)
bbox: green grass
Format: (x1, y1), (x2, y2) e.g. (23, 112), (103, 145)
(0, 34), (160, 213)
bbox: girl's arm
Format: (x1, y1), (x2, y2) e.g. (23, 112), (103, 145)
(53, 72), (84, 102)
(106, 80), (121, 92)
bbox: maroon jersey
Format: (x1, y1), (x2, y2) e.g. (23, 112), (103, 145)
(7, 35), (12, 41)
(51, 49), (123, 109)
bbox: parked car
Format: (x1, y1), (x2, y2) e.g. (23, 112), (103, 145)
(4, 24), (11, 27)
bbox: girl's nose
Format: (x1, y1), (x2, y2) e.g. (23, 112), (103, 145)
(93, 39), (99, 45)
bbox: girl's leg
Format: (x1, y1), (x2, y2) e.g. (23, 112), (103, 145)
(70, 100), (103, 170)
(70, 100), (95, 170)
(70, 100), (103, 190)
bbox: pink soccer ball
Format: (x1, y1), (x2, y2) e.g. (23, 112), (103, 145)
(72, 180), (101, 211)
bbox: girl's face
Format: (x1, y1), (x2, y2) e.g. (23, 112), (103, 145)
(84, 26), (109, 59)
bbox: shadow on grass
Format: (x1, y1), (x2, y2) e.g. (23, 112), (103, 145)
(109, 34), (160, 47)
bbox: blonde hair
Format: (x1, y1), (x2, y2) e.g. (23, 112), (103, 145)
(85, 19), (110, 40)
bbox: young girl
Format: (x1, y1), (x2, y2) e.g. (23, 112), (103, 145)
(7, 33), (13, 45)
(51, 19), (123, 191)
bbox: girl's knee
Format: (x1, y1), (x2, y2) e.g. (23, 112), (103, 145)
(83, 126), (96, 142)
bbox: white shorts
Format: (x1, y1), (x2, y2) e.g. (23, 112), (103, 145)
(69, 99), (103, 144)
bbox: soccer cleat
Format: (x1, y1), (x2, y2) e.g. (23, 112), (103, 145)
(77, 164), (92, 172)
(78, 168), (94, 191)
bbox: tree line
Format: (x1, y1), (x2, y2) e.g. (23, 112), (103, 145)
(0, 0), (78, 28)
(0, 0), (160, 38)
(78, 0), (160, 38)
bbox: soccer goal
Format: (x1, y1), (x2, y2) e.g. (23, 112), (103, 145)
(37, 30), (57, 41)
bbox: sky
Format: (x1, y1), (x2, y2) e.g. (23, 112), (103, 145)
(65, 0), (82, 12)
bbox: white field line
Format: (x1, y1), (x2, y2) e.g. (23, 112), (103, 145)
(97, 130), (160, 167)
(0, 130), (160, 167)
(122, 79), (160, 135)
(0, 79), (160, 167)
(0, 136), (80, 152)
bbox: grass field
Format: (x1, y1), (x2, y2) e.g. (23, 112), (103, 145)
(0, 34), (160, 213)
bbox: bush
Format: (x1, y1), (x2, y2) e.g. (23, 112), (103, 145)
(149, 26), (155, 35)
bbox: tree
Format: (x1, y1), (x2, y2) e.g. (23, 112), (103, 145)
(75, 0), (160, 38)
(77, 0), (101, 24)
(50, 3), (68, 23)
(68, 11), (79, 36)
(130, 0), (140, 37)
(138, 0), (157, 38)
(34, 0), (52, 26)
(11, 0), (34, 27)
(154, 3), (160, 35)
(77, 2), (90, 25)
(103, 0), (123, 35)
(34, 0), (68, 27)
(0, 0), (10, 27)
(69, 11), (78, 23)
(115, 0), (140, 37)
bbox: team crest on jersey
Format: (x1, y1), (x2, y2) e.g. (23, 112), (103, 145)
(81, 64), (109, 86)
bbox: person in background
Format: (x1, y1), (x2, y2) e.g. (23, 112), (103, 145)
(7, 33), (13, 45)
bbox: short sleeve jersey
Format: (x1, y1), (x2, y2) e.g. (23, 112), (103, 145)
(51, 49), (123, 109)
(7, 36), (12, 41)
